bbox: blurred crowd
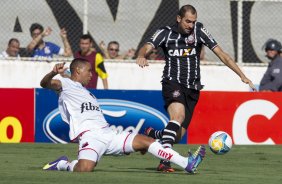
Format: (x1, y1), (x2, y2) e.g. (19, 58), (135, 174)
(1, 22), (281, 91)
(0, 23), (165, 90)
(0, 23), (167, 61)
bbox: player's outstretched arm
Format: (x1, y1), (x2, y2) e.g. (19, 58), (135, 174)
(213, 46), (257, 91)
(40, 62), (66, 91)
(136, 43), (154, 68)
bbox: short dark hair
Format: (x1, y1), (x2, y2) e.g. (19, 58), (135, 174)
(80, 34), (93, 42)
(108, 41), (119, 48)
(8, 38), (20, 45)
(70, 58), (89, 74)
(30, 23), (44, 35)
(178, 4), (197, 18)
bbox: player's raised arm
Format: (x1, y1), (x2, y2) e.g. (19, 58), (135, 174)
(136, 43), (154, 68)
(212, 46), (257, 91)
(40, 62), (66, 91)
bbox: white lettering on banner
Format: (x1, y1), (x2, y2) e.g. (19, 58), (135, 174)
(102, 110), (126, 117)
(103, 109), (145, 133)
(233, 99), (278, 145)
(110, 119), (145, 134)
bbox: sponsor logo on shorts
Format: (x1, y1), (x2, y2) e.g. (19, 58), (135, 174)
(172, 90), (181, 98)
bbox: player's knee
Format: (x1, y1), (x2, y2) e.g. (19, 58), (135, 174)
(179, 114), (185, 123)
(80, 165), (95, 172)
(171, 114), (185, 124)
(75, 160), (96, 172)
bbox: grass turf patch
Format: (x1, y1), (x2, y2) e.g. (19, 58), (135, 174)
(0, 143), (281, 184)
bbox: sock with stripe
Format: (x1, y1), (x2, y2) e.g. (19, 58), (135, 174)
(161, 120), (181, 148)
(148, 141), (187, 169)
(147, 129), (164, 139)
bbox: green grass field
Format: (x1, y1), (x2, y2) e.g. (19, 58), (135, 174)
(0, 143), (281, 184)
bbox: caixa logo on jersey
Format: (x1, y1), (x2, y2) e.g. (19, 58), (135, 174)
(43, 99), (168, 143)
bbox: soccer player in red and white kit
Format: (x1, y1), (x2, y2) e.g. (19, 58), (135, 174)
(137, 4), (256, 172)
(41, 59), (205, 173)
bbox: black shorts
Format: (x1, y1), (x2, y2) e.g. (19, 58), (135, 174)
(162, 79), (200, 129)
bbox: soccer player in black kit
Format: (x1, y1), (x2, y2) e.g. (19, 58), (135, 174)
(136, 4), (256, 172)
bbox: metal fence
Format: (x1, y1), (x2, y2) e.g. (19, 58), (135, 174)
(0, 0), (281, 63)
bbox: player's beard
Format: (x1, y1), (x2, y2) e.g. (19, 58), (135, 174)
(179, 25), (192, 35)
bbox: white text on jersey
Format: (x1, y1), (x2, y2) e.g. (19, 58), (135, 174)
(168, 48), (196, 57)
(81, 102), (101, 113)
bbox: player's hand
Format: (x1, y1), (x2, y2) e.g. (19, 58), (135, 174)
(128, 48), (136, 57)
(136, 57), (149, 68)
(60, 28), (68, 39)
(53, 62), (67, 74)
(99, 41), (106, 51)
(241, 77), (257, 91)
(124, 48), (136, 59)
(43, 27), (52, 37)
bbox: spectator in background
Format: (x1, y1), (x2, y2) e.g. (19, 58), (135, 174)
(0, 38), (21, 60)
(147, 48), (164, 60)
(99, 41), (136, 60)
(123, 47), (136, 60)
(27, 23), (72, 60)
(74, 34), (108, 89)
(259, 39), (282, 91)
(99, 41), (123, 59)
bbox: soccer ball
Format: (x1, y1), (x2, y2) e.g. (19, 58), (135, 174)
(208, 131), (232, 155)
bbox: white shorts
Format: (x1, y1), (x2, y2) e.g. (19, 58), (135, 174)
(77, 127), (136, 162)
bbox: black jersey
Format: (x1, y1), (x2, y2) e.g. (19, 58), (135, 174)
(148, 22), (218, 90)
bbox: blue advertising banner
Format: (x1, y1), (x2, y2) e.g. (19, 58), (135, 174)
(35, 89), (187, 144)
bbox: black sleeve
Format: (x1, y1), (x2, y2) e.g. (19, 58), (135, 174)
(147, 28), (168, 48)
(198, 23), (218, 50)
